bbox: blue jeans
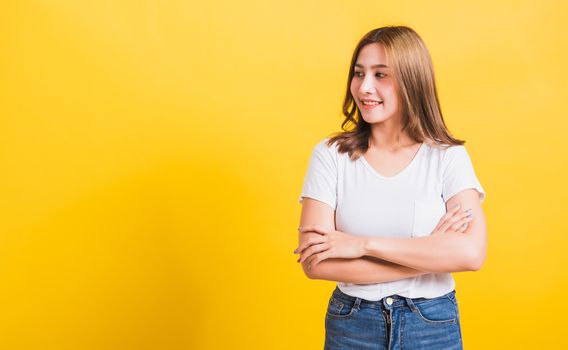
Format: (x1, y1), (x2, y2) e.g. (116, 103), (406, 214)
(324, 286), (463, 349)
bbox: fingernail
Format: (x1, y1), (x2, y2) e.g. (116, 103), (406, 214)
(293, 249), (298, 254)
(467, 212), (473, 217)
(466, 208), (472, 213)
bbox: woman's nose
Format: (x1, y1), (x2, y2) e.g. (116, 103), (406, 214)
(360, 75), (375, 93)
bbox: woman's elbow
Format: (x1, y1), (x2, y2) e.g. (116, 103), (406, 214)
(301, 261), (320, 279)
(465, 246), (486, 271)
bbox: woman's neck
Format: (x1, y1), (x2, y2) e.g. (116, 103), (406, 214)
(368, 121), (416, 152)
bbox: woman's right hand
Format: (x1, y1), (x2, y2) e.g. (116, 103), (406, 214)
(431, 204), (474, 235)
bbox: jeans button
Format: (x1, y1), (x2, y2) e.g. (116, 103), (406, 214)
(386, 297), (393, 305)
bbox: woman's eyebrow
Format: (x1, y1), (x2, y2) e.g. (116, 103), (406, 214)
(355, 63), (389, 69)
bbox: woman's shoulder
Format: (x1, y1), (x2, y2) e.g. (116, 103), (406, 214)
(307, 137), (348, 168)
(421, 141), (475, 169)
(312, 137), (341, 155)
(423, 140), (467, 156)
(423, 142), (480, 176)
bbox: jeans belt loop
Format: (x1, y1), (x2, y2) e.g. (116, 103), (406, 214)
(353, 297), (362, 311)
(404, 297), (419, 312)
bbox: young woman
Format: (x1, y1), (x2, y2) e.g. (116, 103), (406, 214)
(294, 26), (487, 350)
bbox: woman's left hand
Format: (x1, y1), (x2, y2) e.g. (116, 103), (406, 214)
(294, 225), (366, 268)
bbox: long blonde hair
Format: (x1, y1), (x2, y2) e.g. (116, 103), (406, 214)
(327, 25), (464, 159)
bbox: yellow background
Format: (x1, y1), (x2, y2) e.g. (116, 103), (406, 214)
(1, 1), (567, 349)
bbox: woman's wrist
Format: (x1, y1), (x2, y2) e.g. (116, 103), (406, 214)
(361, 236), (379, 258)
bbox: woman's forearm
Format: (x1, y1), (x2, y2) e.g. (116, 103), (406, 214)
(363, 234), (478, 273)
(303, 256), (429, 284)
(360, 192), (487, 273)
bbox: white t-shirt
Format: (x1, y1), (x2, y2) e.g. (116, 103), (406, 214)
(298, 137), (486, 301)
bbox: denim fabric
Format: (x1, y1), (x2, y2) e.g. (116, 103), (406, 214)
(324, 286), (463, 350)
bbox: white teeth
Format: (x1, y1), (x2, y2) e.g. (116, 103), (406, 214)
(362, 100), (383, 105)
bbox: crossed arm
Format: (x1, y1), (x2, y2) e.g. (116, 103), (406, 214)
(298, 189), (486, 283)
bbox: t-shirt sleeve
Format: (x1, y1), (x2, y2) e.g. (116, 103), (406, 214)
(441, 145), (486, 203)
(298, 139), (338, 210)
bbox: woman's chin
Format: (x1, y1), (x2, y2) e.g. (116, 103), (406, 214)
(361, 113), (392, 124)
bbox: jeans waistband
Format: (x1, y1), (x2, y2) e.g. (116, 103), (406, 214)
(332, 286), (456, 310)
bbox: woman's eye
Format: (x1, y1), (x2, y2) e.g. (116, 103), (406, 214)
(353, 71), (385, 78)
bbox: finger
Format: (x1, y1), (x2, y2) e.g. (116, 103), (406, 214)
(445, 214), (474, 233)
(450, 203), (462, 214)
(450, 216), (474, 232)
(299, 224), (327, 234)
(433, 208), (471, 235)
(450, 216), (471, 231)
(298, 225), (331, 235)
(440, 210), (472, 232)
(434, 205), (463, 231)
(447, 211), (469, 226)
(298, 242), (331, 264)
(310, 250), (331, 268)
(440, 214), (464, 232)
(294, 235), (328, 255)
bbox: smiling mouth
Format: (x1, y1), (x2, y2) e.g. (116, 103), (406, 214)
(360, 99), (384, 110)
(362, 100), (383, 106)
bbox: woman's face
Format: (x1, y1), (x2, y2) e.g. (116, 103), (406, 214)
(350, 43), (401, 125)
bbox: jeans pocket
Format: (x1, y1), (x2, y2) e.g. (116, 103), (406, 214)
(326, 296), (358, 319)
(412, 296), (458, 325)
